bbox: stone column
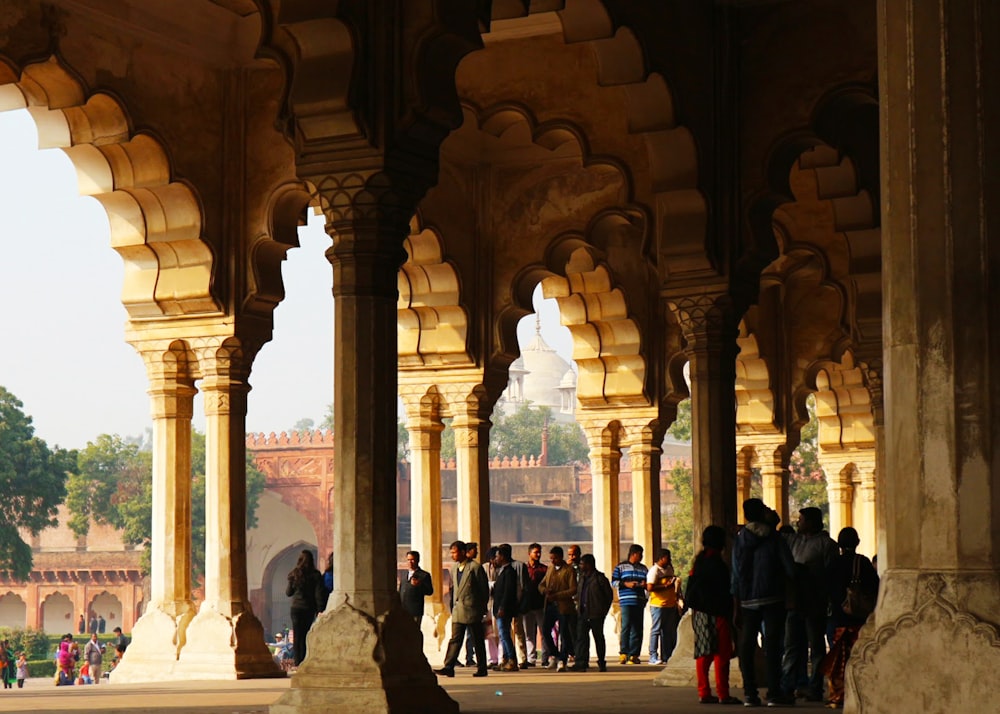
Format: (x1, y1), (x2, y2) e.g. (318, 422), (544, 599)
(405, 410), (444, 620)
(756, 441), (790, 526)
(624, 420), (664, 561)
(583, 421), (622, 573)
(272, 206), (456, 714)
(666, 294), (739, 542)
(451, 408), (492, 556)
(846, 4), (1000, 710)
(177, 338), (280, 679)
(113, 342), (197, 682)
(820, 451), (856, 544)
(735, 446), (754, 522)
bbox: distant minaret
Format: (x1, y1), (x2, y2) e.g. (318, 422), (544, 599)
(535, 312), (542, 336)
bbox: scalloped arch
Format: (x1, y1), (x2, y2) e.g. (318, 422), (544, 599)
(0, 56), (220, 320)
(397, 217), (471, 368)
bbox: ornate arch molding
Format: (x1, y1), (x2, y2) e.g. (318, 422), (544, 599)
(397, 217), (471, 368)
(0, 55), (220, 319)
(742, 85), (879, 302)
(479, 1), (705, 278)
(257, 0), (485, 209)
(501, 231), (650, 410)
(805, 351), (876, 452)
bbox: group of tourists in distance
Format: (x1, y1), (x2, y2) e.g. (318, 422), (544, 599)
(284, 497), (878, 709)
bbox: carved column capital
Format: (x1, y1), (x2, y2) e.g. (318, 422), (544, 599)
(666, 291), (739, 354)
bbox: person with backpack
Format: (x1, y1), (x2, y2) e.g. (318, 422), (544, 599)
(820, 527), (879, 708)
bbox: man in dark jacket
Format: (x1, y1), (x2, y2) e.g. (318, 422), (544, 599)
(731, 498), (796, 707)
(571, 553), (613, 672)
(518, 543), (548, 666)
(399, 550), (434, 624)
(492, 544), (520, 671)
(782, 507), (838, 701)
(436, 540), (490, 678)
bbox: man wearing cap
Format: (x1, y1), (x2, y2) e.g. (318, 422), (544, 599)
(781, 506), (838, 703)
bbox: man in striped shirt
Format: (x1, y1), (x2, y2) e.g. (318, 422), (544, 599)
(611, 544), (648, 664)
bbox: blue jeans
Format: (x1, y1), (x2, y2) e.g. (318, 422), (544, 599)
(649, 605), (680, 663)
(619, 604), (645, 657)
(781, 610), (827, 697)
(496, 616), (516, 662)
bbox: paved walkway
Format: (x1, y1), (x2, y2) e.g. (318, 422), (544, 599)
(0, 668), (836, 713)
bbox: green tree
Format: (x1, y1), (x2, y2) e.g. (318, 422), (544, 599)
(0, 387), (72, 579)
(788, 397), (829, 518)
(66, 434), (150, 536)
(662, 461), (694, 578)
(291, 418), (315, 434)
(320, 403), (334, 431)
(666, 399), (691, 442)
(66, 429), (266, 579)
(489, 404), (588, 465)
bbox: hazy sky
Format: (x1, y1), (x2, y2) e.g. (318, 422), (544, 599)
(0, 108), (573, 450)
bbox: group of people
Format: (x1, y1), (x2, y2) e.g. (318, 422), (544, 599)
(0, 642), (26, 689)
(53, 628), (129, 686)
(411, 538), (683, 678)
(685, 498), (879, 708)
(76, 612), (107, 635)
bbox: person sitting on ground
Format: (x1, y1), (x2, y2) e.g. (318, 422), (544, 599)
(685, 525), (741, 705)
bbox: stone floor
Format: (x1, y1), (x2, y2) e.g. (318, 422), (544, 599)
(0, 668), (837, 714)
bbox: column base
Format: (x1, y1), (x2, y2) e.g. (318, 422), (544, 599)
(270, 601), (458, 714)
(419, 608), (450, 668)
(845, 571), (1000, 713)
(110, 603), (194, 683)
(653, 611), (746, 689)
(175, 605), (284, 680)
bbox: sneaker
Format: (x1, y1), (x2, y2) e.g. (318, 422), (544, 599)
(700, 695), (720, 704)
(629, 655), (641, 665)
(556, 661), (566, 672)
(744, 696), (762, 708)
(541, 659), (550, 668)
(546, 659), (559, 670)
(619, 654), (628, 664)
(648, 656), (661, 665)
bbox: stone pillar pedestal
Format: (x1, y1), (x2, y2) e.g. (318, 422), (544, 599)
(114, 343), (197, 682)
(177, 339), (281, 679)
(271, 604), (457, 714)
(846, 4), (1000, 711)
(653, 611), (746, 689)
(270, 207), (456, 713)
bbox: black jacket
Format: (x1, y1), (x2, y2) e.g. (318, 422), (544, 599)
(399, 567), (434, 618)
(685, 549), (733, 617)
(286, 568), (324, 613)
(492, 562), (520, 618)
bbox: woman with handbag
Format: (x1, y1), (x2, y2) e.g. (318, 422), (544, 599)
(820, 527), (879, 708)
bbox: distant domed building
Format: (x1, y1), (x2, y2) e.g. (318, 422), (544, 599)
(495, 316), (577, 423)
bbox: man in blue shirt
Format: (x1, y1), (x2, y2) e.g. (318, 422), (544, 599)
(611, 544), (648, 664)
